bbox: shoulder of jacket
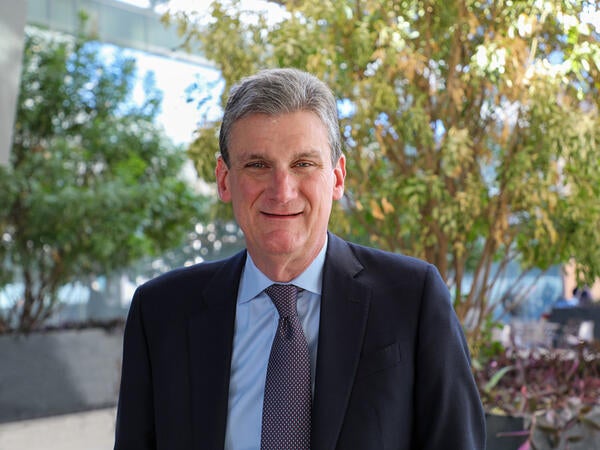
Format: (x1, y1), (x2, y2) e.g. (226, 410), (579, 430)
(344, 239), (430, 271)
(139, 250), (245, 292)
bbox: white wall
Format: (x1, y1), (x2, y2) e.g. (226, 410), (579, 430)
(0, 1), (27, 166)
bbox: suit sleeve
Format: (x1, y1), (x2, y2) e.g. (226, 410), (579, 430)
(413, 264), (486, 450)
(114, 287), (156, 450)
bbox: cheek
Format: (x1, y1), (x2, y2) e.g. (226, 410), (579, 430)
(232, 179), (262, 204)
(307, 179), (336, 209)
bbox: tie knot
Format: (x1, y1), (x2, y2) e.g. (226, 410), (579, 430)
(265, 284), (298, 318)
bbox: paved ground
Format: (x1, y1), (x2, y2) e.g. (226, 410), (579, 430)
(0, 408), (116, 450)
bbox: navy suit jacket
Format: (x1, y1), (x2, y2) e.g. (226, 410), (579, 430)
(114, 233), (486, 449)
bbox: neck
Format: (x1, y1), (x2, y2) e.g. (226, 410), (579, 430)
(248, 236), (327, 283)
(250, 253), (315, 283)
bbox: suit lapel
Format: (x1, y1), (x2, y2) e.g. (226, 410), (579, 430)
(187, 251), (245, 450)
(312, 234), (371, 450)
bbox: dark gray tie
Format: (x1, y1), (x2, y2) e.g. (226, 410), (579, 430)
(261, 284), (311, 450)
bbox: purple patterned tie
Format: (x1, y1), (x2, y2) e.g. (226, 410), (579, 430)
(261, 284), (311, 450)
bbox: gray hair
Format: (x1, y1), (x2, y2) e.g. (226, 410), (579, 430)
(218, 68), (342, 167)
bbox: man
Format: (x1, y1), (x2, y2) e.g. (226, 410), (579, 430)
(114, 68), (486, 450)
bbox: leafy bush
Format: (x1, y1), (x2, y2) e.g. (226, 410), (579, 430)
(0, 18), (205, 333)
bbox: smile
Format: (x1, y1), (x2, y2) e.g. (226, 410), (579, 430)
(261, 212), (302, 218)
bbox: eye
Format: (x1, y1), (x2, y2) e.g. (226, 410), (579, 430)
(245, 161), (267, 168)
(294, 161), (315, 168)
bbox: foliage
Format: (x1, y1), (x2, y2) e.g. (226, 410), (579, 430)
(476, 340), (600, 449)
(470, 316), (506, 368)
(0, 21), (205, 333)
(127, 219), (245, 282)
(164, 1), (600, 345)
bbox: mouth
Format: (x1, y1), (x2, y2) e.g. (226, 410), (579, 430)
(261, 211), (302, 218)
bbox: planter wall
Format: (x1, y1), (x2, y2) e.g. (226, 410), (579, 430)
(0, 326), (123, 423)
(486, 411), (600, 450)
(486, 413), (527, 450)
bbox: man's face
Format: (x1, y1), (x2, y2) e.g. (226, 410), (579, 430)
(215, 111), (345, 273)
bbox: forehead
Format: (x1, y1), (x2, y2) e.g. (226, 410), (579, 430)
(228, 111), (330, 159)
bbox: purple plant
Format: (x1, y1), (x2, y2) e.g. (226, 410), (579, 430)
(476, 340), (600, 449)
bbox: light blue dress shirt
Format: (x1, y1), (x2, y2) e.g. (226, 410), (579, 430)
(224, 239), (326, 450)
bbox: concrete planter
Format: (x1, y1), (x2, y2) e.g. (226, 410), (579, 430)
(485, 410), (600, 450)
(0, 326), (123, 423)
(485, 413), (527, 450)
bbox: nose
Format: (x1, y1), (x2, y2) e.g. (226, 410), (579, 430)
(267, 167), (297, 202)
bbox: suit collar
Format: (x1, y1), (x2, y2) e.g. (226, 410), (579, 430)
(312, 233), (371, 450)
(187, 250), (246, 450)
(185, 236), (371, 450)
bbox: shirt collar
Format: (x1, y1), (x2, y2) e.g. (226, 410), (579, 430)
(237, 235), (328, 305)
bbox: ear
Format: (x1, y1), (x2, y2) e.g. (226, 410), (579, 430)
(332, 154), (346, 201)
(215, 156), (232, 202)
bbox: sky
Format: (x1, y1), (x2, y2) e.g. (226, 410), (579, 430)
(132, 52), (221, 144)
(119, 0), (287, 144)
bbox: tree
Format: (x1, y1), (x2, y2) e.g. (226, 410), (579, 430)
(166, 0), (600, 346)
(0, 21), (205, 333)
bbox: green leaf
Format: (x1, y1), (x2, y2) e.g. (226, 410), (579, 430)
(484, 365), (515, 393)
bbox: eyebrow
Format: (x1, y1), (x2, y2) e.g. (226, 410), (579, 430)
(295, 150), (324, 159)
(238, 150), (325, 162)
